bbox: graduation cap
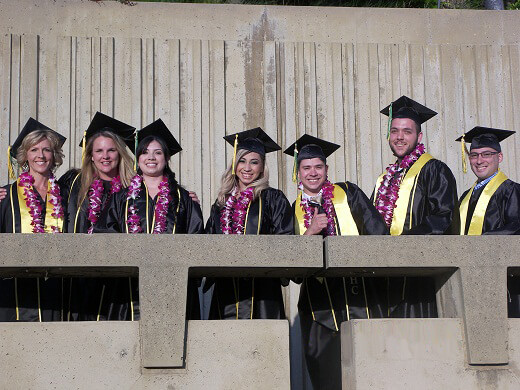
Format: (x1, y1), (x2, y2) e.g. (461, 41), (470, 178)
(223, 127), (281, 175)
(7, 118), (66, 180)
(283, 134), (341, 182)
(79, 112), (135, 150)
(138, 119), (182, 157)
(381, 96), (437, 139)
(455, 126), (515, 173)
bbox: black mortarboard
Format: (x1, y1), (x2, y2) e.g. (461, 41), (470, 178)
(10, 118), (66, 158)
(80, 112), (136, 150)
(8, 118), (67, 179)
(223, 127), (281, 156)
(283, 134), (341, 182)
(381, 95), (437, 127)
(455, 126), (515, 152)
(138, 119), (182, 156)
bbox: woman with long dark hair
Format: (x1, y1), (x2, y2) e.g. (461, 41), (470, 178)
(204, 128), (293, 319)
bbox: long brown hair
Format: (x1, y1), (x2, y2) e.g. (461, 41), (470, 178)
(78, 131), (134, 206)
(216, 148), (269, 207)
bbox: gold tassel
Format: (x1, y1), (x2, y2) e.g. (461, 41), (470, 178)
(386, 102), (393, 140)
(460, 135), (467, 174)
(292, 144), (298, 183)
(7, 146), (16, 180)
(231, 134), (238, 176)
(133, 129), (139, 172)
(81, 130), (87, 165)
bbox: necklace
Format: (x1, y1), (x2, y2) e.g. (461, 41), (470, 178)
(375, 143), (425, 226)
(19, 171), (64, 233)
(86, 175), (122, 234)
(299, 179), (336, 236)
(220, 187), (254, 234)
(126, 174), (171, 234)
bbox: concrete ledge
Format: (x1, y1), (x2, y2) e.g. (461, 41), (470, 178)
(342, 319), (520, 390)
(0, 320), (290, 389)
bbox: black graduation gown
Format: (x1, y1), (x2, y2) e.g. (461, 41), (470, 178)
(296, 182), (390, 390)
(0, 180), (67, 322)
(459, 179), (520, 318)
(204, 187), (293, 320)
(95, 177), (204, 320)
(58, 169), (142, 321)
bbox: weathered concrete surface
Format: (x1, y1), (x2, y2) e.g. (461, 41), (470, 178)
(341, 319), (520, 390)
(325, 236), (516, 365)
(0, 320), (290, 389)
(0, 234), (322, 368)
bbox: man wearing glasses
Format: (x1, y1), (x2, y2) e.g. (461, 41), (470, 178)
(456, 127), (520, 236)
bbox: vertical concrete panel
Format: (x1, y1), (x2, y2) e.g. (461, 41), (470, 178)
(38, 35), (57, 129)
(225, 41), (248, 134)
(9, 35), (20, 142)
(423, 44), (445, 162)
(509, 45), (520, 182)
(376, 44), (395, 175)
(74, 36), (92, 168)
(19, 35), (38, 124)
(341, 43), (357, 184)
(263, 40), (278, 189)
(330, 43), (345, 183)
(56, 37), (72, 169)
(306, 42), (318, 136)
(0, 33), (11, 184)
(200, 39), (211, 214)
(155, 39), (180, 174)
(439, 45), (465, 188)
(208, 40), (226, 208)
(91, 37), (101, 116)
(100, 37), (114, 116)
(179, 40), (202, 192)
(474, 45), (491, 126)
(142, 38), (154, 126)
(499, 45), (516, 178)
(114, 38), (141, 129)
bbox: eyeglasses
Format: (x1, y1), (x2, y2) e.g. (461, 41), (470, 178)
(468, 151), (499, 160)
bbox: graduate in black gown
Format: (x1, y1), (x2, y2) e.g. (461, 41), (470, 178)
(0, 118), (67, 321)
(58, 112), (138, 321)
(455, 127), (520, 317)
(95, 118), (204, 319)
(284, 135), (388, 390)
(204, 127), (293, 320)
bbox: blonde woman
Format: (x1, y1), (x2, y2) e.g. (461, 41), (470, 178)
(0, 118), (66, 321)
(204, 128), (293, 319)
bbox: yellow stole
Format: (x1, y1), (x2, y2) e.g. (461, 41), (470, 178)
(373, 153), (433, 236)
(295, 184), (359, 236)
(15, 178), (64, 233)
(459, 170), (508, 235)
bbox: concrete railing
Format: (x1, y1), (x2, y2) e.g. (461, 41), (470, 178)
(1, 234), (518, 370)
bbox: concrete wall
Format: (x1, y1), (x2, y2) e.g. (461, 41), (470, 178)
(1, 1), (520, 219)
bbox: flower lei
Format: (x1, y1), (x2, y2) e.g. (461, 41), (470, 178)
(86, 176), (122, 234)
(299, 179), (337, 236)
(375, 143), (426, 226)
(220, 187), (254, 235)
(126, 174), (171, 234)
(19, 171), (64, 233)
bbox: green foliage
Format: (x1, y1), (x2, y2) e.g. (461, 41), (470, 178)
(507, 0), (520, 8)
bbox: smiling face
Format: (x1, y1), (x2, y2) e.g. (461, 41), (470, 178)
(26, 138), (54, 176)
(298, 157), (328, 196)
(469, 146), (502, 181)
(91, 136), (120, 180)
(388, 118), (423, 160)
(235, 151), (264, 192)
(138, 140), (167, 178)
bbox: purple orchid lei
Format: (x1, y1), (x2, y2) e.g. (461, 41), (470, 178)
(19, 171), (64, 233)
(126, 174), (171, 234)
(86, 175), (122, 234)
(220, 187), (254, 235)
(299, 179), (337, 236)
(375, 143), (426, 227)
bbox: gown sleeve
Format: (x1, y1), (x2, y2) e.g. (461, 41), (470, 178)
(342, 182), (389, 235)
(0, 184), (13, 233)
(179, 187), (204, 234)
(484, 181), (520, 235)
(406, 159), (459, 235)
(58, 169), (80, 207)
(204, 202), (220, 234)
(265, 188), (294, 235)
